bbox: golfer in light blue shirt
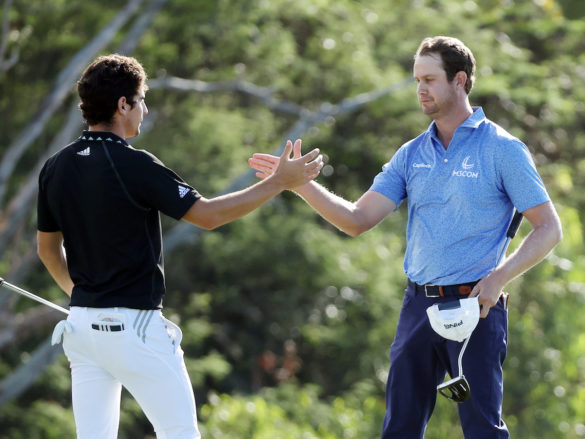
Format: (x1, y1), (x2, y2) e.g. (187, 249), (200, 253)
(249, 36), (562, 439)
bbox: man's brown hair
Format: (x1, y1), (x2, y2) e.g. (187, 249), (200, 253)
(77, 54), (148, 126)
(416, 36), (476, 94)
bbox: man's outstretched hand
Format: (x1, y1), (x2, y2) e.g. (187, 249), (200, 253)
(251, 139), (319, 189)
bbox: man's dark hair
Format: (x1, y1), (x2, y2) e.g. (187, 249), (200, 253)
(416, 36), (476, 94)
(77, 54), (148, 126)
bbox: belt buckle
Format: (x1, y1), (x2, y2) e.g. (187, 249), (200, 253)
(424, 284), (441, 298)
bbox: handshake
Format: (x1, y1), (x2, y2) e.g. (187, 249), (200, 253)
(249, 139), (320, 190)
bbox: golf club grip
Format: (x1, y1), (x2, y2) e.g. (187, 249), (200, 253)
(506, 211), (523, 239)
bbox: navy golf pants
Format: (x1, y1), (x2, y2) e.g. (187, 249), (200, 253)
(381, 282), (509, 439)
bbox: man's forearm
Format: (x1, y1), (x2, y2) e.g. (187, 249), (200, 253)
(37, 231), (74, 297)
(294, 182), (360, 236)
(492, 210), (562, 286)
(40, 254), (74, 297)
(188, 174), (287, 230)
(495, 226), (561, 285)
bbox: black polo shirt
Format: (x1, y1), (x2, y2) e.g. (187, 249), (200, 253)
(37, 131), (200, 309)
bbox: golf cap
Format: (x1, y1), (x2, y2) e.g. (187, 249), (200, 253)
(426, 297), (480, 342)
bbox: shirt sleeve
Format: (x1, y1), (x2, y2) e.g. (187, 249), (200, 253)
(37, 160), (61, 232)
(495, 138), (550, 212)
(368, 145), (408, 208)
(131, 150), (202, 220)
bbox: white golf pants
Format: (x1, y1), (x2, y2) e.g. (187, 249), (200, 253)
(61, 306), (201, 439)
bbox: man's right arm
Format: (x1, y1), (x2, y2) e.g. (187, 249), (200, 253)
(249, 143), (396, 236)
(293, 182), (396, 237)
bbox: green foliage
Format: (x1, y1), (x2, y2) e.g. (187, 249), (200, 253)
(199, 382), (385, 439)
(1, 0), (584, 438)
(0, 400), (76, 439)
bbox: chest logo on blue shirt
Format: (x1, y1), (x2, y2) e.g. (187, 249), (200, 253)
(452, 156), (479, 179)
(462, 156), (474, 170)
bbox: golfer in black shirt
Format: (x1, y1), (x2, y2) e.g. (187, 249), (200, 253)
(37, 54), (322, 439)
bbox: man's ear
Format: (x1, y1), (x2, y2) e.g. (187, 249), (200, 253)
(117, 96), (129, 114)
(455, 71), (467, 90)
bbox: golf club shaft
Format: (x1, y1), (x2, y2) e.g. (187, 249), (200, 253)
(457, 336), (471, 376)
(457, 210), (522, 374)
(0, 277), (69, 315)
(497, 210), (523, 265)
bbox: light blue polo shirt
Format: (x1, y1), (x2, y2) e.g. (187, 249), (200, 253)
(369, 107), (550, 285)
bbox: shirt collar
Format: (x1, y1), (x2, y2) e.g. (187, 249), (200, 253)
(461, 107), (485, 129)
(79, 131), (128, 146)
(427, 106), (486, 136)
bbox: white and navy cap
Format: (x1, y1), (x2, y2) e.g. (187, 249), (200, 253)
(426, 297), (480, 342)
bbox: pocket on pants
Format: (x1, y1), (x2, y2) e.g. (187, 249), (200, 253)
(136, 313), (182, 356)
(91, 312), (127, 334)
(162, 317), (183, 352)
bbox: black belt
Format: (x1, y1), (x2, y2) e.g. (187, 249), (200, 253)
(91, 323), (125, 332)
(408, 279), (478, 297)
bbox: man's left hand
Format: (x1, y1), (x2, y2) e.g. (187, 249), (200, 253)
(469, 272), (505, 318)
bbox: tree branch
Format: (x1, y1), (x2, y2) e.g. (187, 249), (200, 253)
(117, 0), (168, 55)
(0, 0), (18, 76)
(148, 76), (305, 116)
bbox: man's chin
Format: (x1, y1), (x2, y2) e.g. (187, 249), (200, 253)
(421, 105), (438, 116)
(127, 128), (140, 139)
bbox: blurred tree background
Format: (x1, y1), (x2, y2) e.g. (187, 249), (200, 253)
(0, 0), (584, 438)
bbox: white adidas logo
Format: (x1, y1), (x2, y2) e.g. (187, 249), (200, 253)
(77, 147), (91, 156)
(178, 185), (190, 198)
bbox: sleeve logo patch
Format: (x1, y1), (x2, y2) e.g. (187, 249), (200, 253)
(178, 185), (190, 198)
